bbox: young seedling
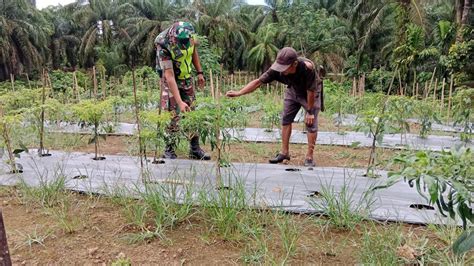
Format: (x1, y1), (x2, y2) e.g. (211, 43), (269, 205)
(0, 106), (25, 173)
(356, 96), (393, 177)
(452, 88), (473, 143)
(386, 96), (414, 145)
(72, 99), (112, 160)
(261, 100), (282, 133)
(139, 111), (171, 164)
(414, 100), (440, 138)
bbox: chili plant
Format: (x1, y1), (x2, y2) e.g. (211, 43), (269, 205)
(452, 88), (473, 143)
(260, 100), (282, 132)
(386, 96), (414, 144)
(139, 110), (172, 164)
(414, 100), (440, 138)
(72, 100), (112, 160)
(180, 98), (242, 184)
(356, 96), (395, 177)
(0, 108), (26, 173)
(374, 147), (474, 255)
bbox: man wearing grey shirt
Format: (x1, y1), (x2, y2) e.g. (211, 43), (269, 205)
(226, 47), (324, 167)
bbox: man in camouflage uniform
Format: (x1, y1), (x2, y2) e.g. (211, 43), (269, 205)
(155, 21), (210, 160)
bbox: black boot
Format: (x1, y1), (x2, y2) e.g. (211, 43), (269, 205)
(162, 144), (177, 159)
(189, 136), (211, 160)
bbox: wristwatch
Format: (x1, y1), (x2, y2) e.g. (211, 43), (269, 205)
(197, 71), (204, 75)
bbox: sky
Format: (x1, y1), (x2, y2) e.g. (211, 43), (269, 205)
(36, 0), (266, 10)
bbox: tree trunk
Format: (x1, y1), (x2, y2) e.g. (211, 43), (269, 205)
(457, 0), (471, 42)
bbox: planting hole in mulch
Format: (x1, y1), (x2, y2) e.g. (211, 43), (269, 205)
(307, 191), (321, 198)
(39, 153), (52, 157)
(285, 168), (301, 172)
(152, 159), (166, 164)
(72, 175), (88, 179)
(9, 170), (23, 174)
(92, 156), (106, 161)
(409, 204), (435, 210)
(216, 186), (232, 191)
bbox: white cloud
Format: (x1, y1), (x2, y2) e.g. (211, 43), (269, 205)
(36, 0), (78, 9)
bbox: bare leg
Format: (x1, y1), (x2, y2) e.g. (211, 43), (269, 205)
(306, 131), (317, 160)
(281, 124), (292, 155)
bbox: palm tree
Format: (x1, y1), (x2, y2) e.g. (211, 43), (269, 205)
(43, 3), (82, 69)
(192, 0), (250, 72)
(247, 24), (279, 72)
(73, 0), (136, 67)
(0, 0), (51, 81)
(124, 0), (176, 66)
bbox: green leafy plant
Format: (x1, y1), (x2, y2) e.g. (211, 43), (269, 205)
(386, 96), (414, 144)
(139, 111), (172, 164)
(260, 100), (282, 132)
(414, 100), (440, 138)
(374, 147), (473, 255)
(0, 107), (25, 173)
(356, 96), (394, 177)
(452, 88), (473, 143)
(72, 99), (112, 160)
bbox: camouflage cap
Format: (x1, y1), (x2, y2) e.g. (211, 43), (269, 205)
(175, 21), (195, 40)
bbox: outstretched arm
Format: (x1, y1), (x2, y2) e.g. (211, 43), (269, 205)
(226, 79), (262, 97)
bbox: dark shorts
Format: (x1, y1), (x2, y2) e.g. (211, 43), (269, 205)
(282, 91), (320, 133)
(161, 78), (195, 113)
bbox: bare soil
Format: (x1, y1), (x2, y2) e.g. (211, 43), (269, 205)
(0, 187), (437, 265)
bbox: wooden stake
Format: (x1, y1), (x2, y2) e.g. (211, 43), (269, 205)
(238, 71), (241, 86)
(231, 74), (234, 88)
(92, 66), (98, 99)
(387, 66), (398, 96)
(424, 82), (429, 99)
(440, 78), (446, 113)
(352, 77), (357, 96)
(131, 67), (144, 177)
(25, 73), (31, 90)
(209, 69), (215, 99)
(412, 70), (416, 97)
(397, 70), (403, 96)
(10, 74), (14, 91)
(447, 74), (454, 123)
(415, 83), (419, 99)
(433, 78), (438, 102)
(0, 210), (12, 266)
(428, 67), (437, 94)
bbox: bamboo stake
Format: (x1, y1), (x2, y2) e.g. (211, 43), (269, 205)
(428, 67), (437, 94)
(352, 77), (357, 96)
(0, 210), (12, 266)
(25, 73), (31, 90)
(92, 66), (98, 99)
(397, 70), (403, 96)
(215, 76), (222, 186)
(447, 74), (454, 123)
(387, 66), (398, 96)
(131, 67), (144, 179)
(424, 82), (429, 99)
(412, 70), (416, 97)
(209, 69), (215, 99)
(10, 74), (14, 91)
(433, 78), (438, 102)
(72, 71), (78, 103)
(415, 83), (419, 99)
(440, 78), (446, 113)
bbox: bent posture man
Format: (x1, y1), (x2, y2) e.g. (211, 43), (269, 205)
(155, 21), (210, 160)
(226, 47), (324, 166)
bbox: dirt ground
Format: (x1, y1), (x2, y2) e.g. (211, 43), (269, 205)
(0, 187), (441, 265)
